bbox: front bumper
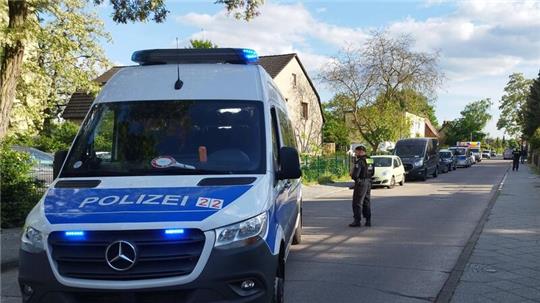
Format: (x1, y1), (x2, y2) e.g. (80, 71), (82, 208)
(18, 239), (277, 303)
(371, 177), (389, 185)
(404, 166), (425, 178)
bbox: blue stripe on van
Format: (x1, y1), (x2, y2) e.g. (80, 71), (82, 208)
(44, 186), (251, 224)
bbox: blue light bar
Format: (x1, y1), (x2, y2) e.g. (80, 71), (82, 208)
(65, 231), (85, 237)
(241, 49), (258, 63)
(164, 229), (185, 235)
(132, 48), (259, 65)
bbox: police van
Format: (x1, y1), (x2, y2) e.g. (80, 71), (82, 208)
(18, 48), (303, 303)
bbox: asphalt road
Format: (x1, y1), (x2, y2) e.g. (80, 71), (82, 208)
(285, 159), (509, 303)
(1, 159), (510, 303)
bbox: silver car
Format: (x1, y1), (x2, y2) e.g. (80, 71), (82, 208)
(12, 146), (54, 187)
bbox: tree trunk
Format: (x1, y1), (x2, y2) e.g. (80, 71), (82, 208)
(0, 0), (28, 138)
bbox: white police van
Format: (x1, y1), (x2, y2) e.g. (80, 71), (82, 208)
(18, 48), (303, 303)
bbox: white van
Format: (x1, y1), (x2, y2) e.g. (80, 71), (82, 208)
(18, 48), (303, 303)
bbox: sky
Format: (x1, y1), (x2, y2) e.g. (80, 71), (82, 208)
(96, 0), (540, 138)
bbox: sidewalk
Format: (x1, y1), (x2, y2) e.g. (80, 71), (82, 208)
(450, 165), (540, 302)
(1, 228), (21, 272)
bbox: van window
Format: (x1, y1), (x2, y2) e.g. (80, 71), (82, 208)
(393, 158), (399, 168)
(277, 108), (297, 149)
(271, 108), (280, 170)
(395, 141), (426, 158)
(62, 100), (266, 177)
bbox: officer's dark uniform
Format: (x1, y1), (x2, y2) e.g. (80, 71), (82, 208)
(350, 155), (373, 227)
(512, 149), (521, 171)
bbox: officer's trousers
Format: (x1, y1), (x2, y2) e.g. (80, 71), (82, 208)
(513, 159), (519, 171)
(352, 179), (371, 222)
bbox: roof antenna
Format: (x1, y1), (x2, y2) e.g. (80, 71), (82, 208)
(174, 37), (183, 90)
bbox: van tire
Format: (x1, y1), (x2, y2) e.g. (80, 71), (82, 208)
(399, 176), (405, 186)
(420, 169), (427, 181)
(272, 252), (285, 303)
(292, 208), (302, 245)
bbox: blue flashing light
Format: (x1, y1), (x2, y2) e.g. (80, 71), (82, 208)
(241, 49), (259, 63)
(164, 229), (185, 235)
(65, 231), (85, 237)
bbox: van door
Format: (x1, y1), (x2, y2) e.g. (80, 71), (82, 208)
(274, 107), (300, 242)
(271, 108), (294, 244)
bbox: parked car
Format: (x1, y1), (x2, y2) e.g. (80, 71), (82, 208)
(439, 149), (456, 172)
(394, 138), (439, 181)
(450, 146), (472, 168)
(371, 155), (405, 188)
(490, 151), (497, 157)
(482, 150), (491, 159)
(503, 148), (514, 160)
(12, 145), (54, 186)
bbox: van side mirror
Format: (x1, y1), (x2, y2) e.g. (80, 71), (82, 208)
(53, 150), (68, 179)
(277, 147), (302, 180)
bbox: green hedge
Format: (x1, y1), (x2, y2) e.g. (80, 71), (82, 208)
(1, 139), (43, 228)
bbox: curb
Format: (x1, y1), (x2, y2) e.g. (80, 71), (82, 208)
(434, 167), (510, 303)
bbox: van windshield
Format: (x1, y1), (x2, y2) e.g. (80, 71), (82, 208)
(62, 100), (266, 177)
(395, 143), (425, 158)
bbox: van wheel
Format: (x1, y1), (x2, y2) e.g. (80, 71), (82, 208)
(292, 208), (302, 245)
(420, 169), (427, 181)
(399, 176), (405, 186)
(272, 258), (285, 303)
(388, 176), (395, 189)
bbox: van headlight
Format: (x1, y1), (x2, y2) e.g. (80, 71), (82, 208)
(215, 212), (267, 248)
(21, 226), (45, 253)
(413, 159), (424, 167)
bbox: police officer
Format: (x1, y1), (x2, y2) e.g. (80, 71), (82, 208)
(349, 145), (373, 227)
(512, 148), (521, 171)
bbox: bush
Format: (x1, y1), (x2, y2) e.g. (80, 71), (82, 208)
(529, 127), (540, 150)
(1, 139), (43, 228)
(33, 121), (79, 153)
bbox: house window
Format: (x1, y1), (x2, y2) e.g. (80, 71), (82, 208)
(292, 73), (297, 87)
(301, 102), (308, 120)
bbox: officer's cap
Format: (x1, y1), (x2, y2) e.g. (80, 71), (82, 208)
(355, 145), (367, 152)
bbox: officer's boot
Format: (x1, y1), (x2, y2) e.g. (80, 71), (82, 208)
(364, 218), (371, 227)
(349, 220), (361, 227)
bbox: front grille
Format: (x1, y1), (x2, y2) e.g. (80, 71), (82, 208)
(404, 164), (413, 171)
(49, 229), (205, 280)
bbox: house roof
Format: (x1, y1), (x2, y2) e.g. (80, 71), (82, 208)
(62, 54), (323, 121)
(424, 118), (440, 138)
(259, 54), (297, 78)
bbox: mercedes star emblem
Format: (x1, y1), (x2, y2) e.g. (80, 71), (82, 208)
(105, 240), (137, 271)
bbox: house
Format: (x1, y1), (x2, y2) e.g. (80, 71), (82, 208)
(405, 112), (439, 139)
(62, 54), (324, 153)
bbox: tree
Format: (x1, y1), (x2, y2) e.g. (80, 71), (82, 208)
(496, 73), (533, 138)
(323, 95), (350, 151)
(189, 39), (218, 49)
(522, 71), (540, 140)
(444, 99), (493, 145)
(0, 0), (265, 139)
(14, 0), (110, 134)
(319, 31), (443, 151)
